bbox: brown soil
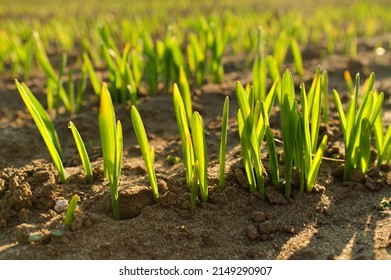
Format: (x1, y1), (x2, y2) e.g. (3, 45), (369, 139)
(0, 36), (391, 260)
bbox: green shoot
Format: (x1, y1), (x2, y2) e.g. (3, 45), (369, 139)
(252, 26), (267, 102)
(173, 83), (194, 188)
(15, 80), (66, 183)
(191, 112), (208, 202)
(131, 106), (159, 202)
(236, 82), (265, 196)
(82, 52), (101, 96)
(280, 69), (299, 197)
(99, 83), (123, 220)
(64, 194), (79, 226)
(178, 65), (193, 124)
(373, 91), (391, 166)
(290, 38), (304, 78)
(333, 72), (383, 180)
(68, 121), (93, 183)
(219, 96), (229, 189)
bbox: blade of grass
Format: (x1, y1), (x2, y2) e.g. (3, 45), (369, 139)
(191, 112), (208, 202)
(68, 121), (93, 183)
(15, 80), (66, 183)
(131, 106), (159, 202)
(219, 96), (229, 189)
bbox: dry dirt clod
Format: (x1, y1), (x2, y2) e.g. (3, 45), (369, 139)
(265, 187), (288, 205)
(258, 220), (277, 235)
(350, 170), (366, 183)
(233, 168), (249, 188)
(13, 223), (36, 244)
(245, 225), (258, 240)
(250, 211), (266, 223)
(0, 218), (7, 230)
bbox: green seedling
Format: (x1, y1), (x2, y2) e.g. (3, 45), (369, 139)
(333, 72), (383, 180)
(280, 69), (299, 196)
(15, 80), (66, 183)
(173, 83), (194, 188)
(187, 32), (205, 86)
(32, 31), (70, 111)
(131, 106), (159, 202)
(374, 90), (391, 166)
(321, 70), (329, 125)
(141, 31), (159, 95)
(191, 111), (208, 202)
(99, 83), (123, 220)
(290, 37), (304, 78)
(236, 82), (265, 196)
(68, 121), (93, 183)
(219, 96), (229, 189)
(178, 65), (193, 123)
(64, 194), (79, 226)
(82, 52), (102, 96)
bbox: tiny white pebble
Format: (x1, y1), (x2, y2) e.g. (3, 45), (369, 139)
(376, 47), (386, 56)
(54, 199), (68, 212)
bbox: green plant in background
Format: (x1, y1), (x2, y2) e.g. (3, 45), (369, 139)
(131, 106), (159, 202)
(15, 80), (66, 183)
(33, 32), (72, 112)
(178, 65), (193, 123)
(252, 27), (267, 102)
(163, 34), (185, 91)
(68, 121), (93, 183)
(63, 194), (79, 226)
(219, 96), (229, 189)
(99, 83), (123, 220)
(82, 52), (102, 96)
(141, 31), (159, 95)
(333, 72), (383, 181)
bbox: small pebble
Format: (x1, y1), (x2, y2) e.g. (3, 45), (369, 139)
(258, 220), (277, 235)
(250, 211), (266, 223)
(246, 225), (258, 240)
(54, 199), (68, 212)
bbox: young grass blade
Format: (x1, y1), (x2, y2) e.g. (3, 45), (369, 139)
(191, 112), (208, 202)
(252, 26), (266, 102)
(63, 194), (79, 226)
(190, 161), (200, 209)
(20, 82), (63, 159)
(344, 70), (354, 94)
(99, 83), (121, 220)
(131, 106), (159, 202)
(306, 135), (328, 192)
(236, 82), (264, 196)
(321, 70), (329, 125)
(173, 83), (194, 187)
(359, 118), (371, 173)
(219, 96), (229, 189)
(265, 126), (279, 188)
(15, 80), (66, 183)
(291, 38), (304, 78)
(32, 31), (58, 82)
(238, 109), (256, 192)
(281, 93), (299, 197)
(178, 65), (193, 123)
(332, 89), (347, 135)
(82, 52), (101, 95)
(68, 121), (93, 183)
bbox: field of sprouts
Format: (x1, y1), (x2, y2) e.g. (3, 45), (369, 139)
(0, 0), (391, 260)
